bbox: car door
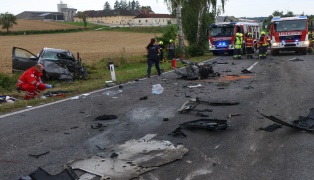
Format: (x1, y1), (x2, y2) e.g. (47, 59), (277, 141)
(12, 47), (38, 72)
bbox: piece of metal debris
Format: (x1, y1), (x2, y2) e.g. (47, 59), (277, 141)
(168, 127), (187, 137)
(180, 119), (229, 131)
(139, 96), (148, 100)
(29, 166), (79, 180)
(241, 69), (253, 74)
(29, 151), (50, 159)
(258, 123), (282, 132)
(68, 134), (188, 180)
(209, 101), (239, 106)
(188, 84), (202, 88)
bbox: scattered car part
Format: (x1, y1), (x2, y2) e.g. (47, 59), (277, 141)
(258, 123), (282, 132)
(29, 166), (79, 180)
(94, 114), (118, 120)
(209, 101), (239, 106)
(43, 90), (72, 97)
(168, 127), (187, 137)
(228, 113), (241, 118)
(12, 47), (87, 81)
(241, 69), (253, 74)
(91, 123), (107, 129)
(177, 98), (200, 113)
(139, 96), (148, 100)
(68, 134), (188, 180)
(258, 110), (314, 131)
(29, 151), (50, 159)
(289, 58), (304, 61)
(180, 119), (229, 131)
(196, 109), (213, 117)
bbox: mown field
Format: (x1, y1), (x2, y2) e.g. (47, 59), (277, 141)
(0, 25), (161, 74)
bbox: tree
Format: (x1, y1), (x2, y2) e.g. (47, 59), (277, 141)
(120, 0), (128, 9)
(131, 0), (136, 10)
(104, 1), (111, 10)
(114, 0), (120, 9)
(0, 12), (17, 33)
(135, 1), (141, 10)
(77, 11), (88, 28)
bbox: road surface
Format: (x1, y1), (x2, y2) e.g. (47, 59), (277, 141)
(1, 52), (314, 180)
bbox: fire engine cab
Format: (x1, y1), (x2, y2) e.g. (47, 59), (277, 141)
(207, 19), (261, 55)
(269, 16), (309, 55)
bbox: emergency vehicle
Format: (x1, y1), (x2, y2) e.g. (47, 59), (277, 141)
(207, 19), (261, 55)
(269, 16), (309, 55)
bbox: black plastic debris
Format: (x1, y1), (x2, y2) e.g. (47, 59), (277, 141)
(259, 123), (282, 132)
(0, 95), (18, 104)
(168, 127), (187, 137)
(140, 96), (148, 100)
(241, 69), (252, 74)
(29, 167), (79, 180)
(95, 114), (118, 120)
(163, 118), (169, 121)
(258, 109), (314, 131)
(91, 123), (107, 129)
(29, 151), (50, 159)
(180, 119), (228, 131)
(196, 109), (213, 117)
(110, 152), (119, 158)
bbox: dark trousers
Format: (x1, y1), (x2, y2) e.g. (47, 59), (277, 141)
(259, 45), (268, 57)
(147, 57), (161, 77)
(168, 50), (175, 60)
(246, 47), (253, 55)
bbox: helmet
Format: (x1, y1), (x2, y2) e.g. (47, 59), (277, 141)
(248, 32), (252, 35)
(261, 31), (266, 35)
(159, 41), (163, 44)
(169, 39), (173, 43)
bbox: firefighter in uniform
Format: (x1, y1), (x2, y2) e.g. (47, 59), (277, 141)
(167, 39), (176, 60)
(158, 41), (166, 63)
(16, 64), (52, 100)
(259, 31), (268, 59)
(308, 31), (314, 54)
(233, 33), (242, 59)
(245, 32), (254, 58)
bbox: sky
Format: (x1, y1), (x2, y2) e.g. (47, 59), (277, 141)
(0, 0), (313, 17)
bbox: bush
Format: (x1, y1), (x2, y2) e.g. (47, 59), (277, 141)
(0, 73), (19, 92)
(187, 44), (205, 57)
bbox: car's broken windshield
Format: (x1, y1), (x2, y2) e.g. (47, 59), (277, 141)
(42, 51), (59, 60)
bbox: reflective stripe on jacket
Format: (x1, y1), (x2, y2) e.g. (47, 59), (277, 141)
(17, 66), (43, 87)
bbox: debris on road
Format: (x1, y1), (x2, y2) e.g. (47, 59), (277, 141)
(258, 109), (314, 131)
(188, 84), (202, 88)
(29, 151), (50, 159)
(227, 113), (241, 118)
(43, 90), (71, 98)
(91, 123), (107, 129)
(288, 57), (304, 61)
(174, 63), (219, 80)
(180, 119), (229, 131)
(0, 95), (18, 104)
(152, 84), (164, 94)
(28, 166), (79, 180)
(94, 114), (118, 120)
(196, 109), (213, 117)
(168, 127), (187, 137)
(209, 101), (239, 106)
(258, 123), (282, 132)
(241, 69), (253, 74)
(139, 96), (148, 100)
(68, 134), (188, 180)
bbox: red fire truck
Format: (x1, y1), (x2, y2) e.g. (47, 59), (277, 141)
(269, 16), (309, 55)
(207, 19), (261, 55)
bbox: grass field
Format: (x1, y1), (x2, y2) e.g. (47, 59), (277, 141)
(0, 19), (81, 32)
(0, 30), (161, 74)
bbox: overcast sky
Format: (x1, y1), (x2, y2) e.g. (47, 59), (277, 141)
(1, 0), (313, 17)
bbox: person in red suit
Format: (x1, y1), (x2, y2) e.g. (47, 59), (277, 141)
(16, 64), (52, 100)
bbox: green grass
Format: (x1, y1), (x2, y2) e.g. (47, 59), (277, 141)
(0, 52), (214, 114)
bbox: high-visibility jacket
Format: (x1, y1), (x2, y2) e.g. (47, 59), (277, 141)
(17, 66), (44, 88)
(245, 37), (254, 47)
(260, 35), (268, 46)
(235, 37), (242, 49)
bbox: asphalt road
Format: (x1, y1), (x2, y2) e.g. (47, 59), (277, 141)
(1, 51), (314, 180)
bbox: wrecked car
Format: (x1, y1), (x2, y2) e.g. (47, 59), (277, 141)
(12, 47), (87, 81)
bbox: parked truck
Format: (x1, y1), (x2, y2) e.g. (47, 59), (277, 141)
(207, 17), (261, 55)
(269, 16), (309, 55)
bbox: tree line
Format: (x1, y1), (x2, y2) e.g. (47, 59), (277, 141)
(103, 0), (145, 11)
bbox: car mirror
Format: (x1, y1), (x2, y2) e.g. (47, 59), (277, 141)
(30, 56), (37, 60)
